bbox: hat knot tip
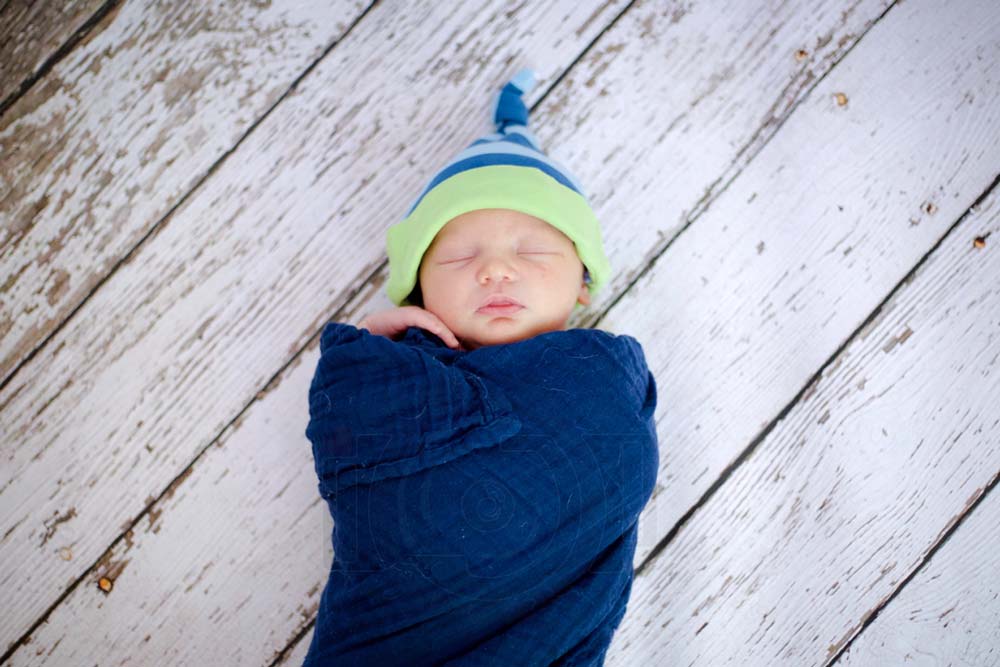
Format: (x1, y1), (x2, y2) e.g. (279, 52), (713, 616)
(492, 67), (537, 131)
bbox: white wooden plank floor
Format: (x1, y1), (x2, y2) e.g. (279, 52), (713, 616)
(1, 0), (998, 665)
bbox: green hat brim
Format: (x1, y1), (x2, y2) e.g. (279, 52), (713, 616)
(385, 165), (611, 307)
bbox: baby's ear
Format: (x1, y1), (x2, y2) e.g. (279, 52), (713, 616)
(577, 281), (592, 306)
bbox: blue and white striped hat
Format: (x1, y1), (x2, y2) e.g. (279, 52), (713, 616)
(385, 68), (612, 308)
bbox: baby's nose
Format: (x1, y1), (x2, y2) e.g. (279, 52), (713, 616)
(478, 259), (517, 283)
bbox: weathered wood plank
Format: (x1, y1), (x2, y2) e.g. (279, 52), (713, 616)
(837, 476), (1000, 666)
(600, 2), (1000, 648)
(609, 189), (1000, 664)
(0, 0), (367, 384)
(275, 626), (313, 667)
(0, 0), (632, 658)
(0, 0), (108, 112)
(601, 0), (1000, 660)
(12, 344), (327, 665)
(610, 0), (1000, 571)
(1, 0), (907, 662)
(276, 631), (313, 667)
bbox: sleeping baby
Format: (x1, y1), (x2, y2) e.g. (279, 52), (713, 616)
(303, 68), (659, 666)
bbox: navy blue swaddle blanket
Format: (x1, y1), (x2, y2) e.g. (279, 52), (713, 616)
(302, 322), (659, 666)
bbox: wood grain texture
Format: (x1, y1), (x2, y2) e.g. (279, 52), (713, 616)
(838, 470), (1000, 666)
(0, 0), (631, 659)
(609, 2), (1000, 665)
(0, 0), (107, 110)
(275, 626), (313, 667)
(609, 189), (1000, 665)
(548, 0), (896, 332)
(605, 0), (999, 572)
(12, 344), (327, 665)
(0, 0), (366, 385)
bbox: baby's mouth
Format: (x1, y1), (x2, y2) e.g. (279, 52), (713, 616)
(476, 303), (524, 315)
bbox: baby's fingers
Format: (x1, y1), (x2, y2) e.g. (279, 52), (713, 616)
(434, 326), (461, 349)
(419, 312), (461, 348)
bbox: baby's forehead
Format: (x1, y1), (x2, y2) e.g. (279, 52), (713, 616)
(435, 210), (566, 244)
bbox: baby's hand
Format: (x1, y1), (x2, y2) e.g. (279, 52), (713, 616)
(357, 306), (463, 350)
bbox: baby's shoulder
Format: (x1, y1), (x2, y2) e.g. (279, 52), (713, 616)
(551, 327), (647, 367)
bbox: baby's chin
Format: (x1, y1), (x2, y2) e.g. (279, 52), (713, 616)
(459, 317), (564, 349)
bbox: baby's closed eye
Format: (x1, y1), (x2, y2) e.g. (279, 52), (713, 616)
(439, 251), (559, 264)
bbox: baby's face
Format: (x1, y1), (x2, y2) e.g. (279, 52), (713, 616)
(417, 208), (591, 351)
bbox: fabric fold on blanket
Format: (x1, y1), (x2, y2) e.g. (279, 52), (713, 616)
(303, 322), (659, 666)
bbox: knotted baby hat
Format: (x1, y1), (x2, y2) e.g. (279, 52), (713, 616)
(384, 68), (612, 307)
